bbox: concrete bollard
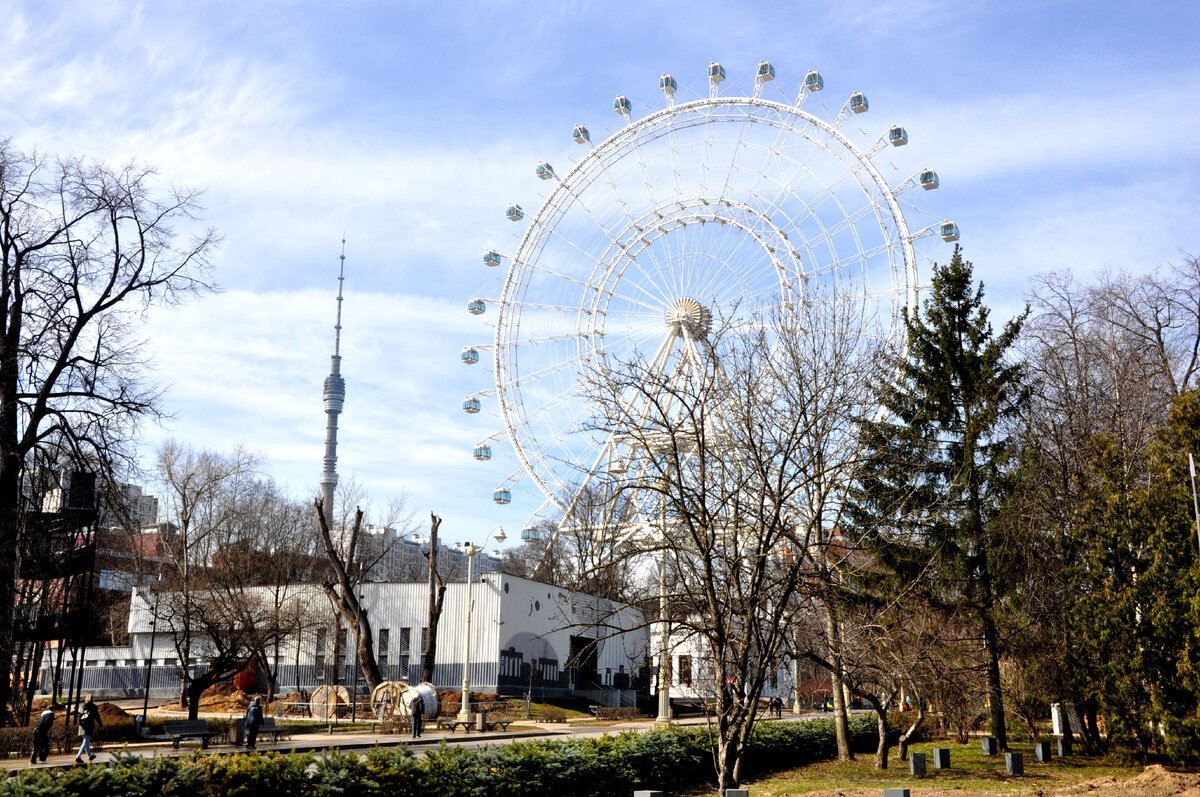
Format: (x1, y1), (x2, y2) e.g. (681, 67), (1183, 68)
(1034, 741), (1052, 762)
(1057, 737), (1072, 757)
(633, 792), (664, 797)
(1006, 752), (1024, 775)
(933, 748), (950, 769)
(981, 736), (998, 755)
(724, 791), (750, 797)
(883, 789), (911, 797)
(909, 752), (926, 777)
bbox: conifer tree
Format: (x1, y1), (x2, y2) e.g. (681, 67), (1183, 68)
(850, 247), (1028, 751)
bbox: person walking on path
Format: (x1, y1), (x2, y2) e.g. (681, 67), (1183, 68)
(74, 700), (102, 764)
(244, 697), (264, 750)
(30, 709), (54, 764)
(409, 692), (425, 738)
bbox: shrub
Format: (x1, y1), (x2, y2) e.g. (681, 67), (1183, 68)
(0, 715), (880, 795)
(595, 707), (640, 720)
(540, 707), (566, 723)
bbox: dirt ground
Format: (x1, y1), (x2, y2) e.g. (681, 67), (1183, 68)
(782, 765), (1200, 797)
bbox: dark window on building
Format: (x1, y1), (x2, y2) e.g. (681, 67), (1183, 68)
(315, 627), (328, 682)
(398, 627), (411, 680)
(378, 628), (390, 679)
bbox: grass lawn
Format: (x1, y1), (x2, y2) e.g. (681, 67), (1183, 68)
(739, 741), (1141, 796)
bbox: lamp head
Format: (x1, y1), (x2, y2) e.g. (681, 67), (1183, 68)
(493, 527), (506, 544)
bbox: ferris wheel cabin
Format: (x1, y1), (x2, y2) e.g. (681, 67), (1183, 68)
(521, 527), (540, 541)
(462, 396), (481, 414)
(940, 221), (960, 242)
(888, 125), (908, 146)
(536, 162), (555, 180)
(613, 95), (632, 115)
(920, 169), (940, 190)
(850, 92), (869, 113)
(804, 71), (824, 92)
(757, 61), (776, 82)
(473, 446), (492, 461)
(708, 62), (726, 83)
(659, 74), (677, 95)
(483, 249), (502, 268)
(467, 298), (486, 315)
(572, 125), (591, 144)
(506, 204), (525, 221)
(460, 347), (480, 365)
(492, 489), (512, 505)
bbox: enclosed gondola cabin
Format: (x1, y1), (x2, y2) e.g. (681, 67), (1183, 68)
(940, 221), (960, 242)
(572, 125), (590, 144)
(467, 298), (486, 315)
(920, 169), (940, 190)
(493, 489), (512, 505)
(708, 62), (726, 83)
(613, 95), (631, 115)
(850, 92), (869, 113)
(535, 162), (555, 180)
(462, 396), (481, 414)
(804, 70), (824, 92)
(461, 347), (480, 365)
(483, 249), (502, 267)
(757, 61), (776, 81)
(659, 74), (677, 95)
(520, 527), (540, 541)
(473, 446), (492, 461)
(506, 204), (525, 221)
(888, 125), (908, 146)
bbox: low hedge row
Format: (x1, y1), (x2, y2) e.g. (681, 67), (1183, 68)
(1, 715), (879, 797)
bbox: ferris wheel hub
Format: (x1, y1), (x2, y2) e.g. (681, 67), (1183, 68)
(665, 297), (712, 339)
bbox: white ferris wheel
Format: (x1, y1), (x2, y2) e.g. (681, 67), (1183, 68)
(462, 61), (958, 538)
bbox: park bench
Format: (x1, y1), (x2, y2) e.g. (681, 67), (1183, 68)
(255, 717), (290, 743)
(434, 715), (513, 733)
(162, 719), (217, 749)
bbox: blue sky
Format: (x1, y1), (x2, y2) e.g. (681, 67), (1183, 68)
(3, 1), (1198, 546)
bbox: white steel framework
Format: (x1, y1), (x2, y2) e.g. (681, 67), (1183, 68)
(465, 64), (955, 529)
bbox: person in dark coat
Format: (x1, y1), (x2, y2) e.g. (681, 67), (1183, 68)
(244, 697), (264, 749)
(74, 700), (102, 764)
(30, 709), (54, 764)
(409, 692), (425, 738)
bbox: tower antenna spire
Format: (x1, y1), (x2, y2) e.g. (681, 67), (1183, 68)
(320, 238), (347, 525)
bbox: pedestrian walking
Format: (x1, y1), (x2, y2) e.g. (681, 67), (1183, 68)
(74, 700), (102, 764)
(244, 696), (264, 749)
(30, 709), (54, 764)
(409, 692), (425, 738)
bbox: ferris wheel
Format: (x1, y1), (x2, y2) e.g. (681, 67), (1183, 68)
(462, 61), (958, 534)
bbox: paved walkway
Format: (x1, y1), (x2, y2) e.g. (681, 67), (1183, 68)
(4, 711), (828, 772)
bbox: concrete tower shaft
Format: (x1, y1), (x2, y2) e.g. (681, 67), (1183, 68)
(320, 241), (347, 525)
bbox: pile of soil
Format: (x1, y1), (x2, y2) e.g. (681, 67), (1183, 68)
(1054, 765), (1200, 797)
(95, 703), (131, 722)
(197, 684), (251, 714)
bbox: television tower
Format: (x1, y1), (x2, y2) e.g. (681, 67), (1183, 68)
(320, 240), (347, 527)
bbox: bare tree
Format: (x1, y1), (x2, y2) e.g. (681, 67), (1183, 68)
(314, 499), (383, 692)
(154, 442), (260, 709)
(579, 294), (882, 792)
(420, 512), (447, 684)
(0, 140), (216, 718)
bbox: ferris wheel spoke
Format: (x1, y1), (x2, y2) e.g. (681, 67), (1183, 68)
(482, 71), (938, 522)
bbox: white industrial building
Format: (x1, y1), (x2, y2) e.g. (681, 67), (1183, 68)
(41, 574), (651, 705)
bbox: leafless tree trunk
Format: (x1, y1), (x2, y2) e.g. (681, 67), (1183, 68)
(421, 512), (446, 684)
(314, 499), (382, 692)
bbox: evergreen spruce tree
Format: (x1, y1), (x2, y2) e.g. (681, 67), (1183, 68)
(850, 246), (1028, 751)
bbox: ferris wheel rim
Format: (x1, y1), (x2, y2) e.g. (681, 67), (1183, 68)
(490, 91), (922, 517)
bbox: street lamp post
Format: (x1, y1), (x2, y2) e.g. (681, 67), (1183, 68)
(140, 587), (161, 722)
(457, 525), (506, 724)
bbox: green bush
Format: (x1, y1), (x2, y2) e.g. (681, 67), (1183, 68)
(0, 715), (880, 795)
